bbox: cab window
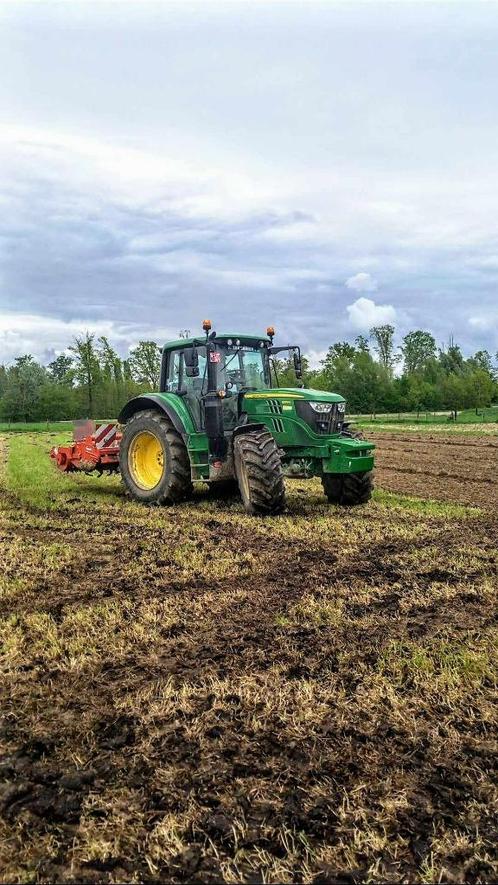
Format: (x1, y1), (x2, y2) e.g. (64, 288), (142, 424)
(165, 347), (207, 429)
(165, 350), (182, 391)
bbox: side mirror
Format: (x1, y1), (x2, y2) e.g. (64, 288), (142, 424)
(184, 346), (199, 377)
(293, 350), (303, 379)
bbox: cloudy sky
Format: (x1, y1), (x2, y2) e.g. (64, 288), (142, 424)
(1, 0), (498, 366)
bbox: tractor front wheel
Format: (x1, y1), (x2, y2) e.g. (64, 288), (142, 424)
(322, 470), (373, 506)
(234, 431), (285, 515)
(120, 410), (192, 504)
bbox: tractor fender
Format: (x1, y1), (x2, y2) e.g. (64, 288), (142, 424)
(118, 395), (188, 442)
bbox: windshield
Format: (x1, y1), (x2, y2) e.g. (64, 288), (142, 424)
(218, 344), (270, 391)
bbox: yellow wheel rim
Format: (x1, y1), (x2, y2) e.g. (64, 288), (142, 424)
(128, 431), (165, 490)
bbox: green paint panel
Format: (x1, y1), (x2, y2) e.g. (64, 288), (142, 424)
(150, 392), (198, 436)
(243, 388), (373, 474)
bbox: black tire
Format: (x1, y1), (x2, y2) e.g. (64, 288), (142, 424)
(207, 479), (239, 498)
(120, 409), (192, 504)
(234, 430), (286, 515)
(322, 470), (373, 506)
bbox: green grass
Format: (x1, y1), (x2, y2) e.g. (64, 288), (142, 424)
(354, 406), (498, 433)
(372, 488), (481, 518)
(359, 422), (498, 435)
(5, 432), (122, 509)
(354, 406), (498, 424)
(0, 421), (73, 433)
(377, 639), (497, 688)
(0, 419), (115, 433)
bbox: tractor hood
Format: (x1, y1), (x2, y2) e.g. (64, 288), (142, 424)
(243, 388), (345, 403)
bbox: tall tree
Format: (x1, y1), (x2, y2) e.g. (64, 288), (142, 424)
(441, 373), (466, 418)
(69, 333), (101, 417)
(370, 325), (398, 375)
(0, 365), (8, 398)
(464, 369), (495, 414)
(400, 330), (436, 375)
(467, 349), (495, 379)
(98, 336), (123, 384)
(354, 335), (370, 354)
(328, 341), (357, 361)
(439, 338), (464, 374)
(128, 341), (161, 388)
(1, 356), (46, 422)
(47, 354), (74, 385)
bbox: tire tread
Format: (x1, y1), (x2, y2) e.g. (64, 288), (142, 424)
(235, 430), (285, 515)
(322, 470), (373, 506)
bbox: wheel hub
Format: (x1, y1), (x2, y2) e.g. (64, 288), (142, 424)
(128, 430), (165, 490)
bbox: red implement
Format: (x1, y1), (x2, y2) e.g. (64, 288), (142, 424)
(50, 423), (121, 475)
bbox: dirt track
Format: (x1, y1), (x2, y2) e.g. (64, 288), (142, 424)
(369, 432), (498, 510)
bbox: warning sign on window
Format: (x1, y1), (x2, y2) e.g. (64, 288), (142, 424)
(209, 352), (221, 363)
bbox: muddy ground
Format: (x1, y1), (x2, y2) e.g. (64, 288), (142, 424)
(0, 432), (497, 883)
(370, 432), (498, 511)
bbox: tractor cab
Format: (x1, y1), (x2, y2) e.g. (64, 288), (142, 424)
(159, 325), (303, 433)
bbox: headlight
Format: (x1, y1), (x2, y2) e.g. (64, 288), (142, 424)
(337, 402), (346, 413)
(310, 402), (333, 413)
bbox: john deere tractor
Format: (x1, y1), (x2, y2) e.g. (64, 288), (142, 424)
(118, 321), (374, 514)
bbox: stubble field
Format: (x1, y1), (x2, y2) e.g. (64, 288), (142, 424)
(0, 430), (497, 884)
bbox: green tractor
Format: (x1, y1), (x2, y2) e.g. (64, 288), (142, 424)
(118, 320), (375, 514)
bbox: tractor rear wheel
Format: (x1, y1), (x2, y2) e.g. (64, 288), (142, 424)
(322, 470), (373, 506)
(234, 430), (285, 515)
(120, 410), (192, 504)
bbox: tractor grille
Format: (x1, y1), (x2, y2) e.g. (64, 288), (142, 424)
(267, 399), (283, 415)
(271, 417), (285, 433)
(295, 401), (343, 435)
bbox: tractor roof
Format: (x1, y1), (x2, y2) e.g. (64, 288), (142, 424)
(162, 333), (270, 352)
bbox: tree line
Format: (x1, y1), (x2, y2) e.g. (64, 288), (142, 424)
(0, 325), (496, 423)
(277, 326), (497, 416)
(0, 334), (161, 422)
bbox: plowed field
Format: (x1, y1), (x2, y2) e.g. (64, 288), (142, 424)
(0, 432), (497, 884)
(370, 432), (498, 511)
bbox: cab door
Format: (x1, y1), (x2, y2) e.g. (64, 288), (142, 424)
(165, 347), (207, 430)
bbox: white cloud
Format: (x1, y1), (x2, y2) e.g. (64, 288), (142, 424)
(0, 313), (178, 364)
(469, 315), (489, 331)
(0, 124), (273, 221)
(306, 349), (328, 369)
(346, 297), (397, 332)
(261, 219), (322, 244)
(468, 313), (498, 341)
(345, 272), (378, 293)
